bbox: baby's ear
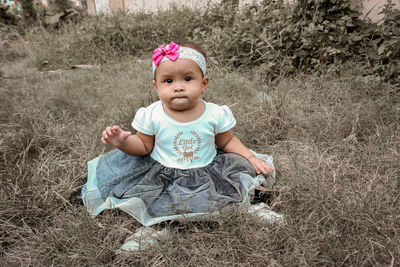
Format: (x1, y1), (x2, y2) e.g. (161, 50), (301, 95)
(152, 80), (157, 89)
(201, 76), (209, 93)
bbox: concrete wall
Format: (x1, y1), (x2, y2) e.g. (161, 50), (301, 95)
(125, 0), (218, 13)
(88, 0), (400, 23)
(359, 0), (400, 22)
(89, 0), (220, 15)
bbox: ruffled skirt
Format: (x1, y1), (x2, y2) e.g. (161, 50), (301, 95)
(82, 150), (274, 226)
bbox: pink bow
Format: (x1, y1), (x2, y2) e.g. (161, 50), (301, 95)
(152, 42), (180, 66)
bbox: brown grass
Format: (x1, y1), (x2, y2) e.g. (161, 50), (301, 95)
(0, 41), (399, 266)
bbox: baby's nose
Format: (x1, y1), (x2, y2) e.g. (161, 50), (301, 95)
(174, 86), (184, 92)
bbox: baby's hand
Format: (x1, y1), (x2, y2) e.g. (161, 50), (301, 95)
(101, 126), (131, 148)
(247, 156), (274, 175)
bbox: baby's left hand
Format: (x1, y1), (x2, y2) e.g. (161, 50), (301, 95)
(248, 156), (274, 175)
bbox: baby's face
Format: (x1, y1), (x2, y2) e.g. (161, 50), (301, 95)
(153, 58), (209, 112)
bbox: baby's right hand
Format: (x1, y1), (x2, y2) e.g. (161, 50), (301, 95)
(101, 126), (132, 148)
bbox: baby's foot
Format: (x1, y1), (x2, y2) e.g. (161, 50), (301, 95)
(116, 226), (169, 253)
(249, 203), (285, 225)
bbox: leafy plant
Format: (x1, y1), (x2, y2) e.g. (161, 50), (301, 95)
(7, 0), (400, 83)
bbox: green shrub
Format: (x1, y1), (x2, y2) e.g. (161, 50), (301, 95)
(371, 3), (400, 82)
(197, 0), (399, 83)
(11, 0), (400, 83)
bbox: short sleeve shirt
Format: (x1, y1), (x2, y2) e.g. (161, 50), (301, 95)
(132, 101), (236, 169)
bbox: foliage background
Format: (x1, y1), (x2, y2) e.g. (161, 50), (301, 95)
(2, 0), (400, 83)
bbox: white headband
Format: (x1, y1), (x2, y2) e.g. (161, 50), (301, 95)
(152, 42), (206, 78)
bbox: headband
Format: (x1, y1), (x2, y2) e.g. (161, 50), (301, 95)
(152, 42), (206, 78)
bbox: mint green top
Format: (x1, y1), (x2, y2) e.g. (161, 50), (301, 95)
(132, 101), (236, 169)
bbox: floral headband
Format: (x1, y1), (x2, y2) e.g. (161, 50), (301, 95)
(152, 42), (206, 78)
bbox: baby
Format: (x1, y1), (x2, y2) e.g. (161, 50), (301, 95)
(82, 41), (274, 226)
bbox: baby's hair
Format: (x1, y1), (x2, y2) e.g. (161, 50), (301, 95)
(175, 39), (207, 62)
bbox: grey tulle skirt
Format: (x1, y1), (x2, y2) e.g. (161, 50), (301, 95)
(82, 150), (274, 226)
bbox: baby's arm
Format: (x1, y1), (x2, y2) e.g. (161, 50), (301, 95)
(101, 126), (154, 156)
(215, 131), (274, 175)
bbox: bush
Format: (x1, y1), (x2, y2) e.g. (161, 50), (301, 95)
(9, 0), (400, 83)
(195, 0), (399, 83)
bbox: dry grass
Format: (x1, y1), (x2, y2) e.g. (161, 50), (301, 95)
(1, 41), (399, 266)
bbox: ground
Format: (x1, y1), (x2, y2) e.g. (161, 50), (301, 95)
(0, 48), (399, 265)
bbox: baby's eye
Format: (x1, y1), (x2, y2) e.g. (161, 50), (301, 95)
(184, 77), (192, 82)
(165, 78), (173, 83)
